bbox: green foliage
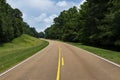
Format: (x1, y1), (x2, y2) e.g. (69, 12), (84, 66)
(38, 32), (45, 38)
(45, 6), (79, 42)
(0, 0), (39, 43)
(45, 0), (120, 49)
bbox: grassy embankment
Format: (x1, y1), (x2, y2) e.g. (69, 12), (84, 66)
(69, 43), (120, 64)
(0, 34), (49, 73)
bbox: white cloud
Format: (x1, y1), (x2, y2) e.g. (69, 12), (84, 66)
(44, 15), (57, 23)
(24, 13), (57, 31)
(80, 0), (86, 5)
(22, 13), (27, 19)
(56, 1), (68, 7)
(6, 0), (83, 32)
(7, 0), (54, 12)
(7, 0), (53, 7)
(35, 13), (47, 22)
(28, 0), (54, 11)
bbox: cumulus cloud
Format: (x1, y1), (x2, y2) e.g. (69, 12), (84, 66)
(56, 1), (68, 7)
(7, 0), (84, 32)
(24, 13), (57, 31)
(80, 0), (86, 4)
(35, 13), (47, 22)
(7, 0), (54, 8)
(44, 14), (57, 24)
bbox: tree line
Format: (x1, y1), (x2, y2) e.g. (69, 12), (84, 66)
(45, 0), (120, 50)
(0, 0), (40, 43)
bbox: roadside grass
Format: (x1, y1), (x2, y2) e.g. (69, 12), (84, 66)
(69, 42), (120, 64)
(0, 34), (49, 73)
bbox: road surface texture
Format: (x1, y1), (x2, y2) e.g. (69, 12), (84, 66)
(0, 40), (120, 80)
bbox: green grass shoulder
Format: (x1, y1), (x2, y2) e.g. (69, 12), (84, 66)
(0, 34), (49, 73)
(69, 42), (120, 64)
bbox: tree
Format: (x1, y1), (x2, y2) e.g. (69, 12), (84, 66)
(38, 32), (45, 38)
(44, 0), (120, 49)
(0, 0), (39, 43)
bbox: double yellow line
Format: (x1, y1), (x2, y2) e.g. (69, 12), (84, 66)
(56, 47), (64, 80)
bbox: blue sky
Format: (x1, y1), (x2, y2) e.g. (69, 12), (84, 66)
(7, 0), (85, 32)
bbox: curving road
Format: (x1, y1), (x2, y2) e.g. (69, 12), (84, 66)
(0, 40), (120, 80)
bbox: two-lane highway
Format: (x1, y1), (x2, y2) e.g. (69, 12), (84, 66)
(0, 40), (120, 80)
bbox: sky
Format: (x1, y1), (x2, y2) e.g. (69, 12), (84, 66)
(6, 0), (85, 32)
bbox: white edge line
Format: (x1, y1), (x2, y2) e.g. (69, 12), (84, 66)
(87, 51), (120, 68)
(64, 42), (120, 68)
(0, 46), (48, 77)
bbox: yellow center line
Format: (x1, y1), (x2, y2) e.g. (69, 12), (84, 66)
(62, 57), (64, 66)
(56, 47), (61, 80)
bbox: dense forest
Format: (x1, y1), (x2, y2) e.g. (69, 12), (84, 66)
(45, 0), (120, 50)
(0, 0), (40, 43)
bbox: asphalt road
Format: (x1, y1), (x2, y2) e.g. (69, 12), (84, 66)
(0, 40), (120, 80)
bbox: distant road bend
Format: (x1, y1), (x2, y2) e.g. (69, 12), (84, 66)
(0, 40), (120, 80)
